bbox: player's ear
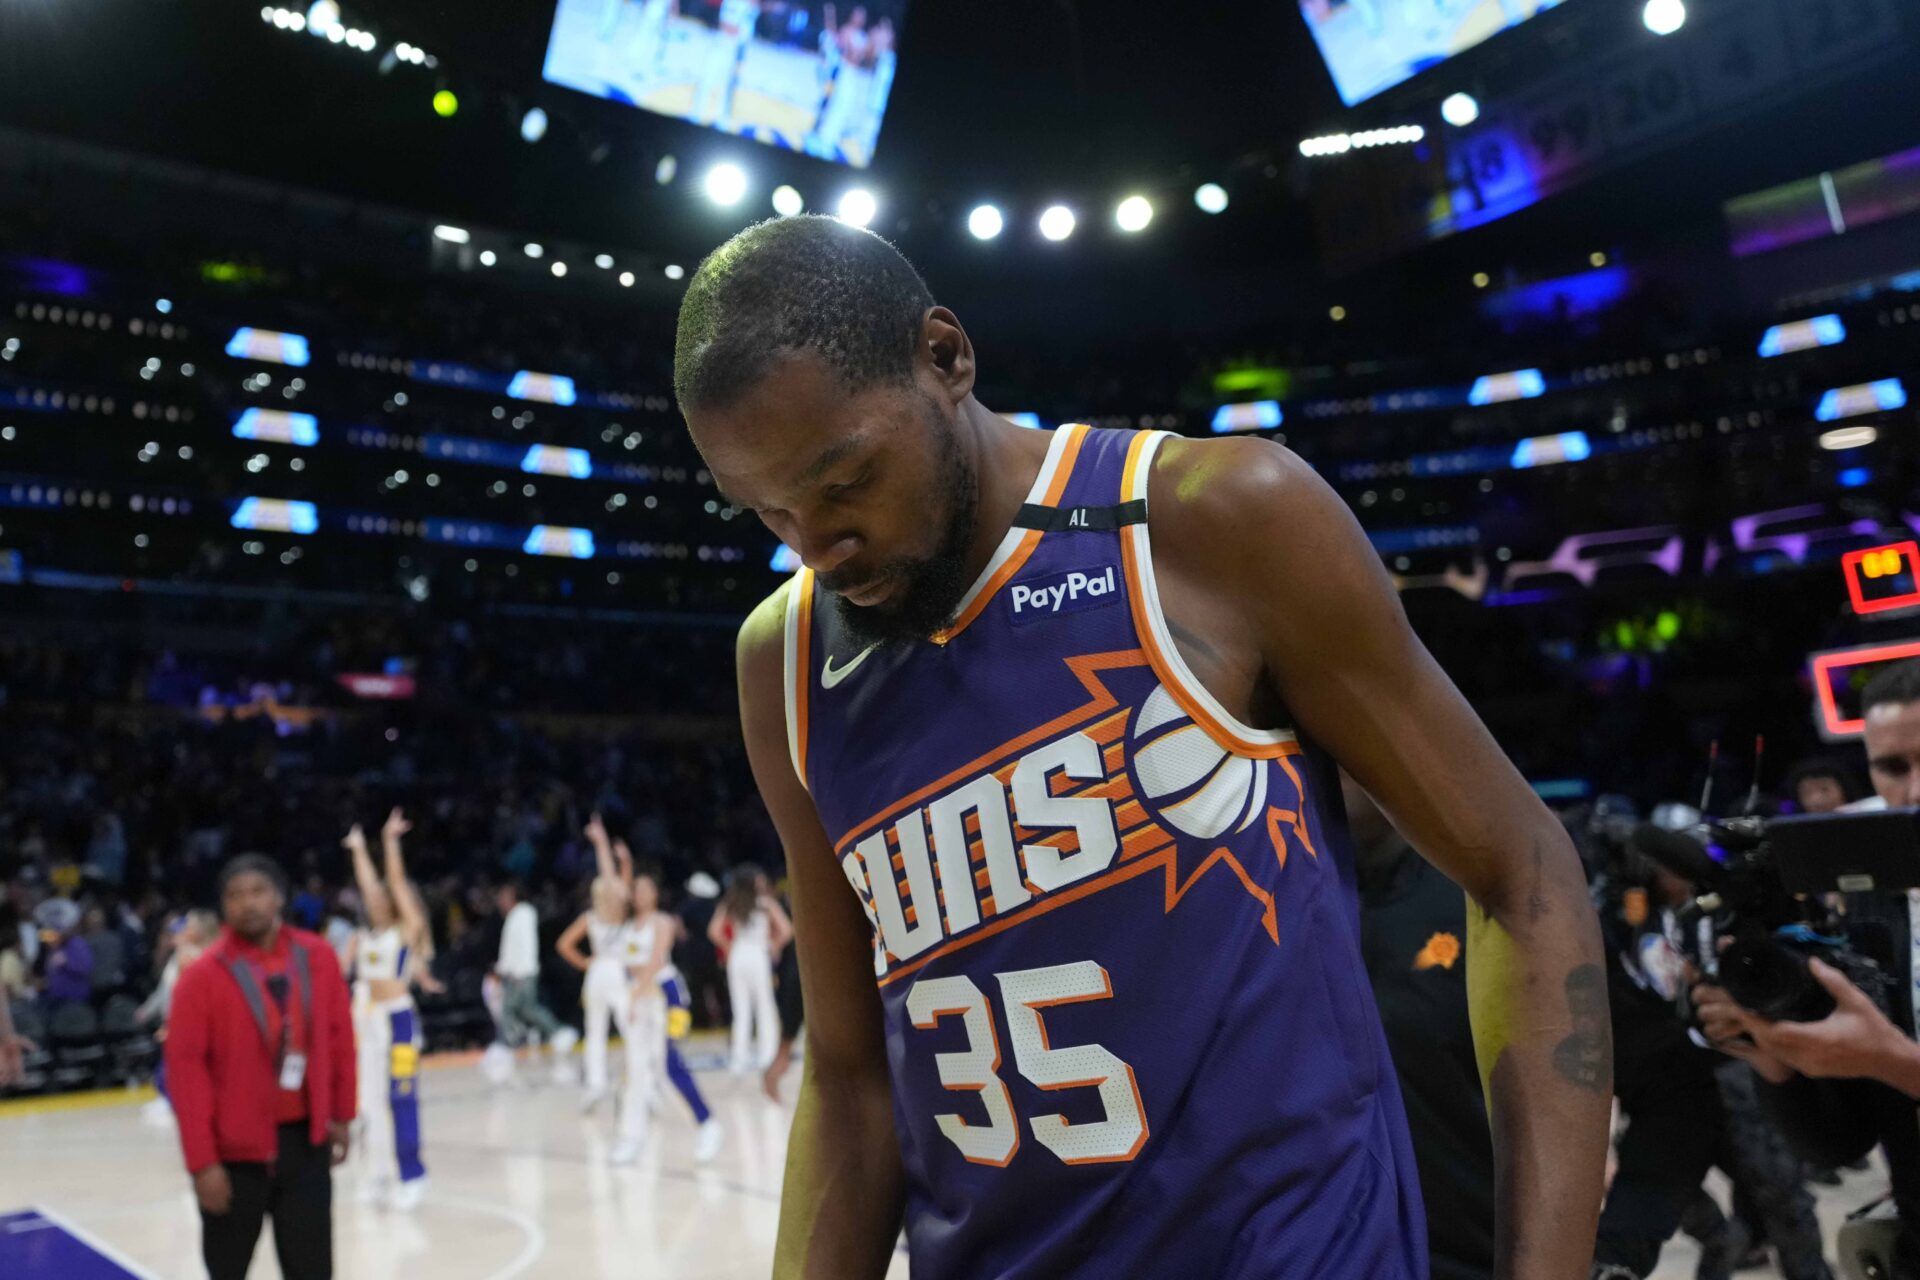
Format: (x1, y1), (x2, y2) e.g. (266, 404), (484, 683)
(922, 307), (976, 404)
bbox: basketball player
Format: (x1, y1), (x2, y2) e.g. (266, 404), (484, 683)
(343, 810), (431, 1210)
(693, 0), (760, 129)
(803, 4), (870, 160)
(625, 0), (677, 96)
(558, 812), (634, 1112)
(851, 16), (895, 164)
(672, 215), (1610, 1278)
(708, 865), (791, 1074)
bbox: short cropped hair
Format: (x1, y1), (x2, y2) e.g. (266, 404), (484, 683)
(1863, 659), (1920, 716)
(217, 853), (287, 898)
(673, 215), (935, 413)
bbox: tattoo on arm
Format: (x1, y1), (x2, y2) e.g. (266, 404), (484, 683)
(1551, 964), (1612, 1093)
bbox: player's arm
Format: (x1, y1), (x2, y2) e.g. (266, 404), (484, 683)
(739, 584), (904, 1280)
(1153, 437), (1610, 1280)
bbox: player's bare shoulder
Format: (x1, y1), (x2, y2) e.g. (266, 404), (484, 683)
(736, 577), (794, 687)
(1145, 433), (1332, 565)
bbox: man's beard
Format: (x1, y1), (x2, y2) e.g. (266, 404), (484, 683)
(827, 409), (979, 647)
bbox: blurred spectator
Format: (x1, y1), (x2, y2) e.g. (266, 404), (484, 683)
(37, 898), (93, 1009)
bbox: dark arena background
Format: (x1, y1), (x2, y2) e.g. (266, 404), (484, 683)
(0, 0), (1917, 1277)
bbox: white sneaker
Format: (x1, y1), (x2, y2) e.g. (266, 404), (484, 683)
(694, 1119), (723, 1163)
(389, 1178), (427, 1211)
(609, 1138), (641, 1166)
(139, 1098), (175, 1129)
(550, 1028), (581, 1084)
(481, 1043), (516, 1086)
(580, 1086), (608, 1114)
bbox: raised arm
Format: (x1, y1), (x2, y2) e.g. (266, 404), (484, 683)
(380, 807), (431, 949)
(343, 823), (393, 930)
(611, 838), (635, 894)
(585, 812), (621, 885)
(1152, 437), (1610, 1280)
(740, 585), (903, 1280)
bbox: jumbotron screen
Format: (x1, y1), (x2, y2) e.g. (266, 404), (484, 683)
(1298, 0), (1566, 106)
(543, 0), (907, 168)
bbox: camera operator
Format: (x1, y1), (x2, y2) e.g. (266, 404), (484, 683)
(1693, 659), (1920, 1277)
(1587, 803), (1830, 1280)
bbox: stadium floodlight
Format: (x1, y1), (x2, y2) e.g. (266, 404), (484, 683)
(664, 264), (685, 280)
(432, 224), (470, 244)
(523, 242), (544, 259)
(655, 155), (678, 185)
(594, 253), (614, 269)
(967, 204), (1004, 240)
(551, 262), (567, 278)
(1441, 92), (1480, 127)
(520, 107), (548, 143)
(1194, 183), (1228, 214)
(1643, 0), (1686, 35)
(772, 185), (804, 217)
(306, 1), (339, 33)
(618, 271), (635, 287)
(837, 188), (877, 228)
(1115, 195), (1153, 233)
(704, 162), (748, 207)
(478, 250), (496, 266)
(1039, 205), (1076, 242)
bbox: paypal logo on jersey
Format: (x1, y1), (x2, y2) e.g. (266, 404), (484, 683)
(1008, 566), (1118, 622)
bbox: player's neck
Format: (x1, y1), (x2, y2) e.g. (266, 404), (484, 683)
(956, 401), (1053, 582)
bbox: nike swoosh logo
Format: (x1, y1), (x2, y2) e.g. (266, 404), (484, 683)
(821, 644), (878, 689)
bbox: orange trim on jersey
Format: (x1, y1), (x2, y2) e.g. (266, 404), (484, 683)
(875, 829), (1280, 988)
(931, 424), (1090, 646)
(1116, 431), (1299, 761)
(793, 570), (814, 787)
(834, 647), (1148, 855)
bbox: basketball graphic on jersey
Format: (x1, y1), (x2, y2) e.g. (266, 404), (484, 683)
(1128, 683), (1268, 839)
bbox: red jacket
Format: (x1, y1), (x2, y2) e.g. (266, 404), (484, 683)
(165, 926), (356, 1173)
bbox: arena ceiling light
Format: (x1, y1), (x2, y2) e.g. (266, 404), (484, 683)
(523, 242), (544, 259)
(1193, 183), (1229, 215)
(432, 224), (470, 244)
(550, 262), (567, 278)
(1115, 195), (1153, 233)
(1820, 426), (1879, 451)
(772, 184), (804, 217)
(664, 264), (685, 280)
(967, 204), (1004, 240)
(837, 188), (878, 228)
(1441, 92), (1480, 128)
(704, 162), (748, 207)
(520, 107), (548, 143)
(594, 253), (614, 269)
(618, 271), (635, 287)
(655, 155), (678, 185)
(478, 250), (496, 266)
(1038, 205), (1076, 242)
(306, 1), (339, 33)
(1643, 0), (1686, 35)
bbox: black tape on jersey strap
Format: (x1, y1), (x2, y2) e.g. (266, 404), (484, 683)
(1012, 499), (1147, 532)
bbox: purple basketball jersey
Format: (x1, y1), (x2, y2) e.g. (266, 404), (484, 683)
(783, 425), (1429, 1279)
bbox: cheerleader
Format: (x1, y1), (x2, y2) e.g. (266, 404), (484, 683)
(136, 909), (220, 1127)
(708, 866), (790, 1075)
(345, 808), (435, 1210)
(556, 813), (632, 1113)
(649, 892), (724, 1161)
(612, 860), (673, 1165)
